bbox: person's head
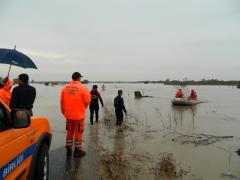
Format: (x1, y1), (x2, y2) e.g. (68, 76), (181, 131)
(93, 85), (98, 90)
(2, 77), (9, 86)
(178, 89), (182, 92)
(18, 74), (29, 85)
(2, 77), (12, 91)
(118, 89), (123, 96)
(191, 89), (195, 93)
(72, 72), (83, 81)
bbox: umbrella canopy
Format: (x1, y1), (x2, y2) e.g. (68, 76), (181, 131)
(0, 48), (38, 77)
(0, 48), (38, 69)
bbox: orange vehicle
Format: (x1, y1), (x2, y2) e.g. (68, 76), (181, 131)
(0, 100), (51, 180)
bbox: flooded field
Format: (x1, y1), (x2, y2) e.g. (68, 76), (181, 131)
(33, 83), (240, 180)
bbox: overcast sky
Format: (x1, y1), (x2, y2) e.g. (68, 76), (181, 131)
(0, 0), (240, 81)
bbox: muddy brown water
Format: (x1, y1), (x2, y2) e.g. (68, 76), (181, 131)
(32, 83), (240, 180)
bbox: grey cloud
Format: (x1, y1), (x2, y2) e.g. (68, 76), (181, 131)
(0, 0), (240, 81)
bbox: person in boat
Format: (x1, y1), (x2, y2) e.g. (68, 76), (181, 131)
(188, 90), (197, 100)
(175, 89), (184, 98)
(0, 77), (13, 107)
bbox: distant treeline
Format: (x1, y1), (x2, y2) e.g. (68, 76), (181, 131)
(91, 79), (240, 86)
(31, 79), (90, 85)
(163, 79), (240, 86)
(31, 79), (240, 86)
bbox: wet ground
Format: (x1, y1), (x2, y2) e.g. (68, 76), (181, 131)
(33, 83), (240, 180)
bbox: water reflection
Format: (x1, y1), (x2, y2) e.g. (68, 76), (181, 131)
(49, 147), (83, 180)
(171, 106), (197, 130)
(113, 127), (126, 154)
(65, 155), (83, 180)
(88, 123), (100, 148)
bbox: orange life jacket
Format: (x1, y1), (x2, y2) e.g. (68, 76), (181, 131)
(175, 91), (184, 98)
(60, 81), (91, 120)
(0, 80), (12, 107)
(189, 92), (197, 100)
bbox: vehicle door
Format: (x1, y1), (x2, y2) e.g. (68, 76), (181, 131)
(0, 103), (31, 180)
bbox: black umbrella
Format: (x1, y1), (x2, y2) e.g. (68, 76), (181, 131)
(0, 46), (38, 76)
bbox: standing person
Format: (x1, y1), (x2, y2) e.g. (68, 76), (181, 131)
(0, 77), (13, 107)
(114, 90), (127, 126)
(101, 84), (105, 91)
(9, 74), (36, 116)
(60, 72), (91, 157)
(89, 85), (104, 125)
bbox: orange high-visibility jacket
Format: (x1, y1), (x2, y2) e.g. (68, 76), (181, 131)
(60, 81), (91, 120)
(0, 80), (12, 106)
(189, 92), (197, 100)
(175, 91), (184, 98)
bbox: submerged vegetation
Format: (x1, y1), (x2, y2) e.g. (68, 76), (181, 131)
(169, 132), (233, 146)
(99, 149), (191, 180)
(134, 91), (152, 99)
(96, 103), (192, 180)
(91, 101), (238, 180)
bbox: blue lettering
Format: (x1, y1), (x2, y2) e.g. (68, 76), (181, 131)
(0, 144), (36, 180)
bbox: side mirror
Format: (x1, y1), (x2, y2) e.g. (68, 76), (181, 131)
(12, 110), (31, 129)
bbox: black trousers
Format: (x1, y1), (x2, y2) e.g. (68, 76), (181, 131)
(90, 106), (99, 123)
(115, 110), (123, 125)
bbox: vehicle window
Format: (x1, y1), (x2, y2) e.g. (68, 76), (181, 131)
(12, 111), (30, 128)
(0, 105), (10, 132)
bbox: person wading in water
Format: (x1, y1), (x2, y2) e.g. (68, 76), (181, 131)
(114, 90), (127, 126)
(89, 85), (104, 125)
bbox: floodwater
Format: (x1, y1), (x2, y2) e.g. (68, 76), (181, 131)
(32, 83), (240, 180)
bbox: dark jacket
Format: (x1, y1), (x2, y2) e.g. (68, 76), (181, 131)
(114, 95), (127, 113)
(9, 84), (36, 111)
(90, 89), (103, 108)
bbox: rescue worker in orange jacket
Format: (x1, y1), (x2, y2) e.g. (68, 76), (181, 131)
(0, 77), (13, 107)
(60, 72), (91, 157)
(175, 89), (184, 98)
(188, 90), (197, 100)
